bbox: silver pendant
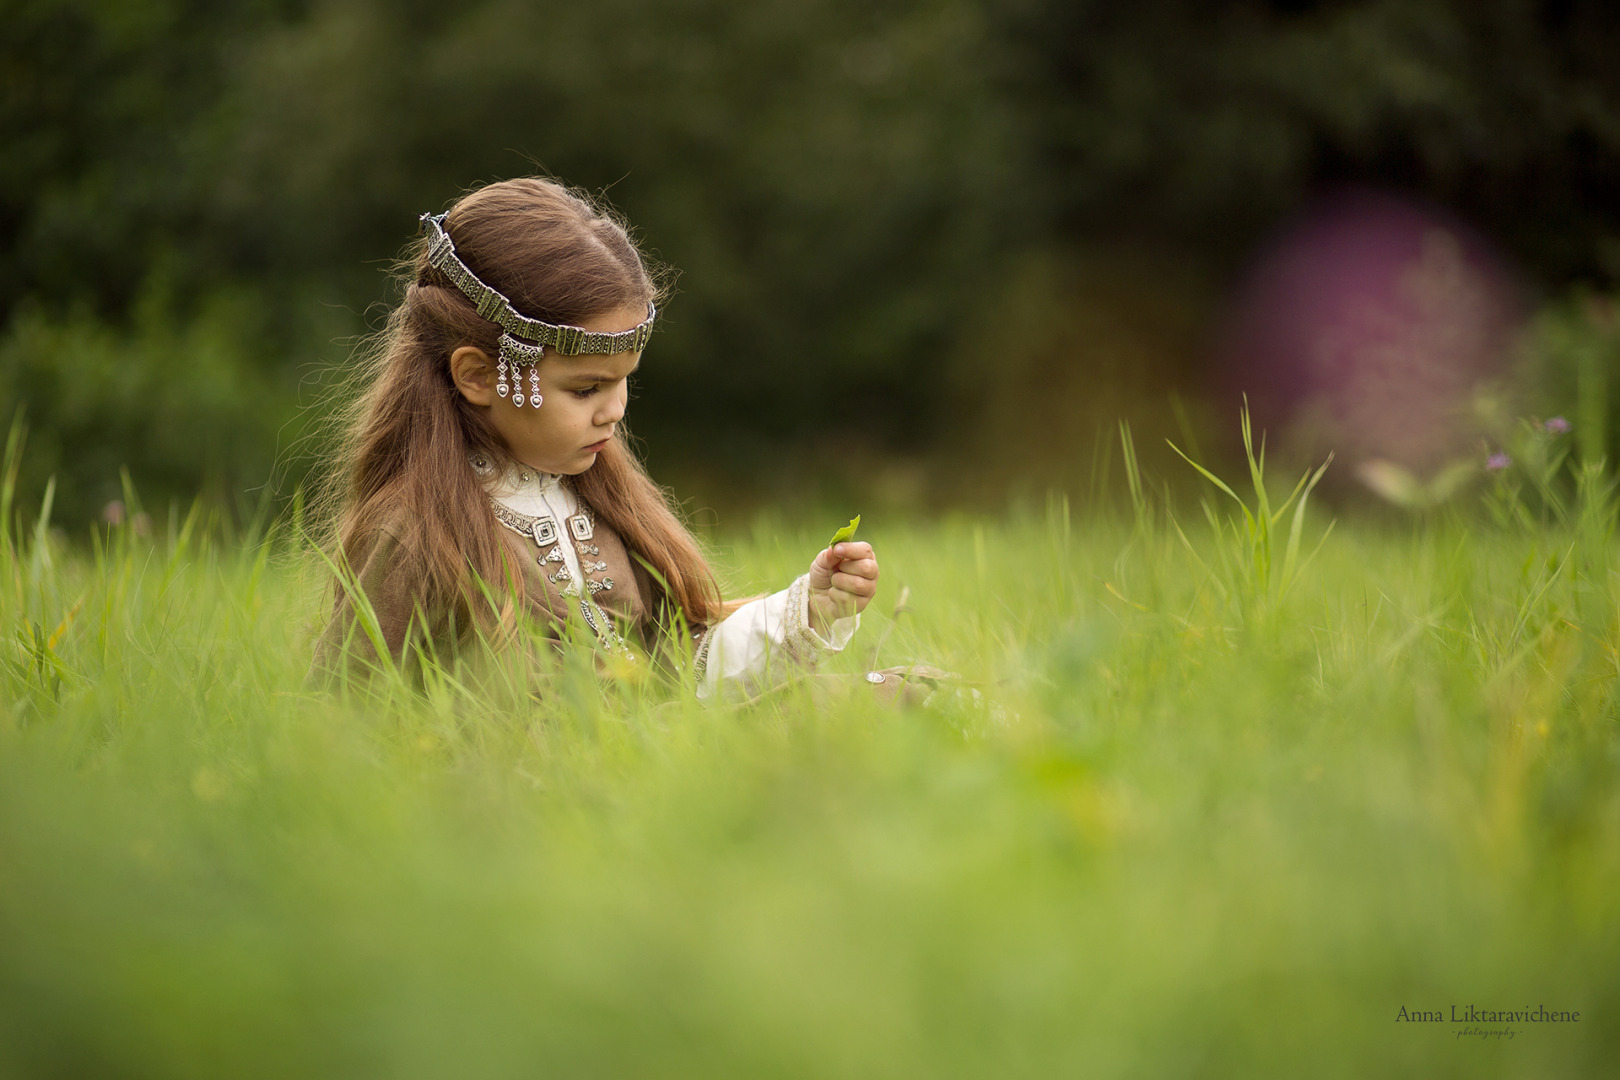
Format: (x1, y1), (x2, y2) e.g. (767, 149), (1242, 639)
(568, 514), (594, 542)
(531, 516), (558, 547)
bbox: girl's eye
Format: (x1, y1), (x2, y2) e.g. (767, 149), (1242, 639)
(571, 375), (630, 400)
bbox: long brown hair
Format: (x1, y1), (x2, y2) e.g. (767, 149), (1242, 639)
(316, 177), (724, 641)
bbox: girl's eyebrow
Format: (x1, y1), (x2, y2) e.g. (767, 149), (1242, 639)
(569, 359), (642, 383)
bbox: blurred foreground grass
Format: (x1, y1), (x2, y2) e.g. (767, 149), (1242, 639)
(2, 431), (1618, 1077)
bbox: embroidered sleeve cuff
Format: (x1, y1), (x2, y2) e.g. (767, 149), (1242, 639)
(691, 627), (714, 688)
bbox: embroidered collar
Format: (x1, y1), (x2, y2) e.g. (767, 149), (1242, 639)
(468, 451), (562, 497)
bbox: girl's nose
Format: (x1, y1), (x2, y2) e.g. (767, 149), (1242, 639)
(597, 384), (627, 425)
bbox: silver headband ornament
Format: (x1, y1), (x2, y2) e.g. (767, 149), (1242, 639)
(419, 211), (656, 408)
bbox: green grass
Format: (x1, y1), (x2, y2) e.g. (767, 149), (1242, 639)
(2, 429), (1618, 1077)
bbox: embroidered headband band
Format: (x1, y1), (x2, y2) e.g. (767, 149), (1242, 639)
(419, 210), (656, 408)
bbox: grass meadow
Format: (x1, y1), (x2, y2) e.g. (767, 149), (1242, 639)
(2, 420), (1618, 1078)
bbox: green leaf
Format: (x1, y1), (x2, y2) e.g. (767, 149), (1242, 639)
(828, 514), (861, 547)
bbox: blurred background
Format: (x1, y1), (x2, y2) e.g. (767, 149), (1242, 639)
(4, 0), (1620, 528)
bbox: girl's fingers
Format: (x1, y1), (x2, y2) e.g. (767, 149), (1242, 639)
(829, 541), (874, 562)
(830, 558), (879, 581)
(829, 571), (878, 596)
(813, 544), (879, 588)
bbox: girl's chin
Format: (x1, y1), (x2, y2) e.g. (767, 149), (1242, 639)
(557, 455), (598, 475)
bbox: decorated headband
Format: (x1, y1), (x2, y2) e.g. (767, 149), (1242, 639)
(419, 211), (656, 408)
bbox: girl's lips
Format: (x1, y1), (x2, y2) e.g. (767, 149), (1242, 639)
(583, 438), (610, 453)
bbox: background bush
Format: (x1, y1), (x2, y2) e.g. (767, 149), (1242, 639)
(5, 0), (1620, 524)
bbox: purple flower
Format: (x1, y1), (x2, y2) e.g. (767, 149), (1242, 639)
(1486, 452), (1511, 472)
(1544, 416), (1571, 434)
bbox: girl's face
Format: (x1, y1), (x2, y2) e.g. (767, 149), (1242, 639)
(452, 302), (646, 476)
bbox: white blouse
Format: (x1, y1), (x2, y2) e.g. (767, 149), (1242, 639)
(485, 465), (859, 699)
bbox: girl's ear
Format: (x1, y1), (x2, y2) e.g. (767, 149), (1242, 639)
(449, 346), (497, 407)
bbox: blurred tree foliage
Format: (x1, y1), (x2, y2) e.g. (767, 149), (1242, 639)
(3, 0), (1618, 523)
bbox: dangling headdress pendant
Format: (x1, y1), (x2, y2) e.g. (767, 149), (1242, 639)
(419, 211), (656, 409)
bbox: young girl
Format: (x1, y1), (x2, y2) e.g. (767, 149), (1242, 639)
(313, 177), (883, 700)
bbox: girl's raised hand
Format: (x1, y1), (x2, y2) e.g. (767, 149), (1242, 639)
(807, 541), (879, 636)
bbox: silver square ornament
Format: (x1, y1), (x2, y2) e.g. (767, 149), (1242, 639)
(568, 514), (594, 542)
(531, 516), (558, 547)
